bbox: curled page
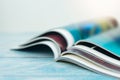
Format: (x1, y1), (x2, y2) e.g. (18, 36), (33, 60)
(13, 17), (118, 60)
(61, 27), (120, 78)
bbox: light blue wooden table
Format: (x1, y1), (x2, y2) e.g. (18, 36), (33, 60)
(0, 32), (118, 80)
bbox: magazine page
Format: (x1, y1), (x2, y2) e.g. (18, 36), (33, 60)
(60, 27), (120, 78)
(59, 53), (120, 78)
(13, 17), (118, 60)
(76, 27), (120, 58)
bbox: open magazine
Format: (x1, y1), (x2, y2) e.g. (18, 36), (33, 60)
(13, 17), (120, 78)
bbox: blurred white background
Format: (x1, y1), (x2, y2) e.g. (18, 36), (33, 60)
(0, 0), (120, 32)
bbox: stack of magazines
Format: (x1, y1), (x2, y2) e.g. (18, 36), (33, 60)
(14, 17), (120, 78)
